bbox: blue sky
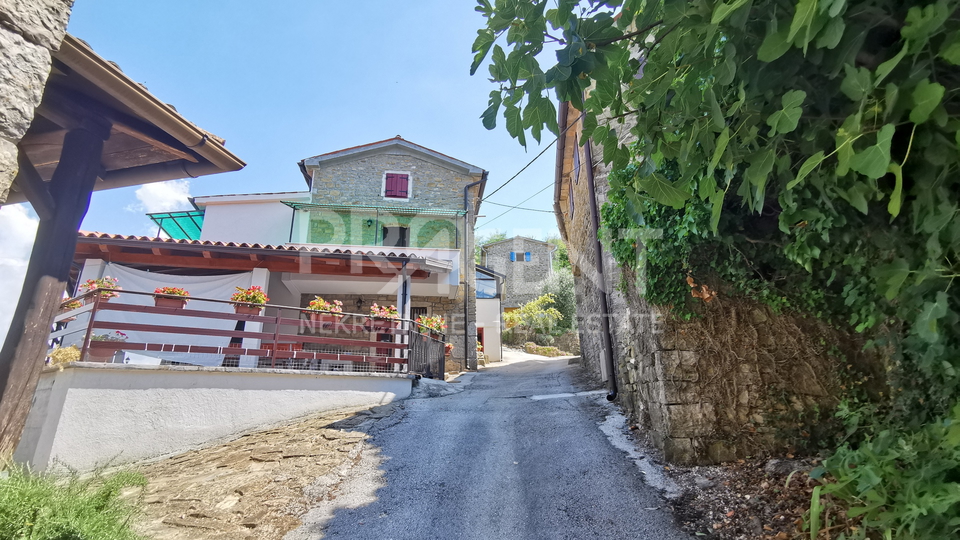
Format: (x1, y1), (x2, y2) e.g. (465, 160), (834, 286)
(65, 0), (561, 239)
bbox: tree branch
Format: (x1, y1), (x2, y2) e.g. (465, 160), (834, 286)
(591, 20), (664, 47)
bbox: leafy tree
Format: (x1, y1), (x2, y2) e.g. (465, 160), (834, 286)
(503, 293), (563, 333)
(545, 235), (571, 271)
(540, 266), (576, 331)
(475, 230), (508, 264)
(474, 1), (960, 536)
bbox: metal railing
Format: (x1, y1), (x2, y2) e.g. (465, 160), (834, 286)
(48, 289), (449, 378)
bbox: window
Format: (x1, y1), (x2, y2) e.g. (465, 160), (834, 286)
(509, 252), (531, 262)
(410, 307), (428, 320)
(382, 226), (408, 247)
(382, 172), (410, 200)
(568, 180), (575, 216)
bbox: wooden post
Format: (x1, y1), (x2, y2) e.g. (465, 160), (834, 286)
(0, 125), (107, 459)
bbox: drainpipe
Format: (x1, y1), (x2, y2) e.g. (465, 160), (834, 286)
(584, 133), (618, 401)
(463, 173), (487, 370)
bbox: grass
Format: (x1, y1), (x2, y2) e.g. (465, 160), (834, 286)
(0, 465), (146, 540)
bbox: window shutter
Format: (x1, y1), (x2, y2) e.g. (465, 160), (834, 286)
(397, 175), (408, 197)
(525, 252), (531, 262)
(509, 252), (516, 262)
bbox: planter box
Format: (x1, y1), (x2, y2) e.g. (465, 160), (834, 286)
(234, 304), (263, 315)
(155, 297), (187, 309)
(308, 312), (343, 324)
(83, 295), (111, 305)
(365, 318), (400, 331)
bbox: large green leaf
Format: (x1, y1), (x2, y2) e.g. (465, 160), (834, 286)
(711, 0), (750, 24)
(470, 29), (497, 75)
(874, 45), (906, 85)
(504, 102), (526, 147)
(840, 64), (872, 101)
(766, 90), (806, 136)
(708, 127), (730, 176)
(887, 162), (903, 218)
(481, 91), (502, 130)
(758, 24), (791, 62)
(872, 258), (910, 300)
(850, 123), (894, 179)
(787, 151), (825, 189)
(637, 173), (691, 209)
(835, 113), (860, 176)
(916, 291), (949, 343)
(910, 79), (945, 124)
(788, 0), (818, 52)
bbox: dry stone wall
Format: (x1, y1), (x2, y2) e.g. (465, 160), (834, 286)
(0, 0), (73, 202)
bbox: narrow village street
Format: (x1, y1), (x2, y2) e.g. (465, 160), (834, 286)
(287, 350), (690, 540)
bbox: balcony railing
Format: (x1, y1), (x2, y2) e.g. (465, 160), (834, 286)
(49, 290), (447, 379)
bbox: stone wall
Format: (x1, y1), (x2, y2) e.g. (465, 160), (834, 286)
(558, 109), (854, 464)
(481, 237), (553, 308)
(310, 153), (474, 211)
(0, 0), (73, 202)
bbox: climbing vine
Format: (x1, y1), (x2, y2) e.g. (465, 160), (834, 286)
(474, 0), (960, 536)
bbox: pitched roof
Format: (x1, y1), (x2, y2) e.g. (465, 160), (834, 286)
(480, 236), (557, 250)
(297, 136), (485, 186)
(76, 231), (447, 261)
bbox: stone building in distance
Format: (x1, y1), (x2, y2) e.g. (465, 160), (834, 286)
(479, 236), (555, 311)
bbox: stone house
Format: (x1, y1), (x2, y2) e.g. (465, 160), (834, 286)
(479, 236), (555, 310)
(69, 137), (486, 369)
(554, 103), (844, 464)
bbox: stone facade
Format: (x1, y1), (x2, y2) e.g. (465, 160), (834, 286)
(480, 237), (554, 309)
(299, 139), (483, 369)
(555, 105), (850, 464)
(310, 152), (475, 211)
(0, 0), (73, 202)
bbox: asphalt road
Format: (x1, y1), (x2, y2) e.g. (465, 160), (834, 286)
(288, 352), (691, 540)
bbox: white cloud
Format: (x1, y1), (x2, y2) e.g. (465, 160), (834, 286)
(0, 204), (39, 344)
(126, 179), (192, 213)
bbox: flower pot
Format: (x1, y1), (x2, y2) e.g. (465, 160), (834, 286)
(234, 304), (263, 315)
(429, 331), (441, 340)
(309, 312), (343, 324)
(155, 297), (187, 309)
(365, 318), (399, 331)
(84, 295), (111, 305)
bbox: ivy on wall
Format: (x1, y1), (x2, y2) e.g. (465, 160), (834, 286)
(474, 0), (960, 536)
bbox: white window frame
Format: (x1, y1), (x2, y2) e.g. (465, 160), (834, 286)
(381, 170), (412, 202)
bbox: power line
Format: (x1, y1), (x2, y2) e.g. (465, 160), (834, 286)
(477, 181), (555, 229)
(481, 111), (583, 202)
(482, 200), (555, 213)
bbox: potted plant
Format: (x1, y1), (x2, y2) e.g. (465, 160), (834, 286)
(59, 299), (83, 322)
(87, 331), (127, 362)
(154, 286), (190, 308)
(366, 303), (400, 331)
(444, 342), (454, 357)
(79, 276), (121, 303)
(230, 286), (269, 315)
(416, 314), (446, 339)
(304, 296), (344, 324)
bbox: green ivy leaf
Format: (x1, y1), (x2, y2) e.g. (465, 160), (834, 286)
(850, 123), (894, 179)
(916, 291), (949, 343)
(766, 90), (806, 136)
(872, 258), (910, 300)
(840, 64), (872, 101)
(638, 173), (690, 209)
(910, 79), (945, 124)
(787, 150), (825, 189)
(711, 0), (750, 24)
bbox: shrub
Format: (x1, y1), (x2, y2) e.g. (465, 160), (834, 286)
(0, 466), (146, 539)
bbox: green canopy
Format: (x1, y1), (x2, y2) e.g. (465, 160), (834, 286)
(147, 210), (205, 240)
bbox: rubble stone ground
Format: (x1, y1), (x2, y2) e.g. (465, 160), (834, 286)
(132, 403), (397, 540)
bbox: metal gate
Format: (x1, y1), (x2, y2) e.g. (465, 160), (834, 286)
(407, 330), (445, 379)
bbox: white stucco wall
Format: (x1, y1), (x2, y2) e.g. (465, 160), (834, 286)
(15, 363), (412, 471)
(200, 201), (295, 245)
(476, 298), (502, 362)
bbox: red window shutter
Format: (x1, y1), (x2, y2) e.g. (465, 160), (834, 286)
(385, 174), (396, 197)
(397, 175), (408, 197)
(384, 174), (408, 198)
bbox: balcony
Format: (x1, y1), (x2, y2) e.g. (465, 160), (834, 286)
(50, 290), (447, 379)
